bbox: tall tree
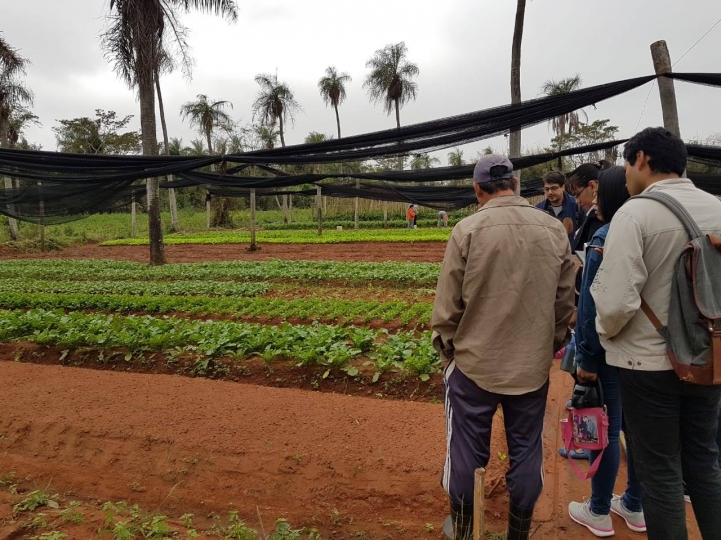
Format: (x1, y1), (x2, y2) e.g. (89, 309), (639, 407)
(410, 153), (440, 170)
(0, 33), (27, 76)
(252, 73), (301, 148)
(363, 42), (419, 132)
(364, 41), (418, 225)
(318, 67), (351, 139)
(102, 0), (238, 264)
(181, 94), (234, 228)
(447, 148), (464, 167)
(0, 39), (32, 241)
(180, 94), (233, 155)
(7, 107), (39, 149)
(53, 110), (141, 154)
(252, 73), (301, 222)
(155, 50), (182, 232)
(509, 0), (526, 162)
(540, 75), (587, 140)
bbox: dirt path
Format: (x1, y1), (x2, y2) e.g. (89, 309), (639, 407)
(0, 361), (700, 539)
(0, 242), (448, 263)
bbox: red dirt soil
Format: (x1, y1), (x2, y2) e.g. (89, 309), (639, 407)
(0, 361), (702, 539)
(0, 241), (448, 263)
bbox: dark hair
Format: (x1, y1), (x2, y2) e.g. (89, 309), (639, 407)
(596, 166), (630, 222)
(623, 127), (687, 176)
(477, 178), (516, 194)
(542, 171), (566, 187)
(566, 162), (604, 190)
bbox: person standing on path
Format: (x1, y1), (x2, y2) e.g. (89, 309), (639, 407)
(593, 127), (721, 540)
(432, 155), (576, 540)
(566, 166), (646, 538)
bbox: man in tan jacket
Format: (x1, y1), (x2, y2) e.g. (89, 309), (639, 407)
(433, 155), (575, 540)
(592, 127), (721, 539)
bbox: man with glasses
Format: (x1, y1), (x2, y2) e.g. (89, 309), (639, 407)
(536, 171), (578, 241)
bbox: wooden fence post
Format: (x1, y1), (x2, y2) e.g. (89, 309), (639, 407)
(249, 188), (257, 251)
(650, 40), (681, 137)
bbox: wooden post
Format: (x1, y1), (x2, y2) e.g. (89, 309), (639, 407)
(289, 194), (293, 223)
(383, 201), (388, 228)
(168, 186), (179, 232)
(473, 468), (486, 540)
(354, 178), (360, 230)
(38, 181), (45, 252)
(316, 186), (323, 236)
(206, 194), (211, 229)
(249, 188), (257, 251)
(650, 40), (681, 138)
(131, 194), (137, 238)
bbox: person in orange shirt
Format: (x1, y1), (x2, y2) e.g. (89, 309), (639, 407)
(407, 204), (416, 228)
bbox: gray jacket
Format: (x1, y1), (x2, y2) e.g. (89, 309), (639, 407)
(592, 178), (721, 371)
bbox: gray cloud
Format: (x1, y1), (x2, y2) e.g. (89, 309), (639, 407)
(3, 0), (720, 161)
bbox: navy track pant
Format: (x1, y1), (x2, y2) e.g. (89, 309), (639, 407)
(442, 360), (548, 509)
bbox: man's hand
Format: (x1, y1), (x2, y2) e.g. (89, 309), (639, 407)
(576, 367), (597, 383)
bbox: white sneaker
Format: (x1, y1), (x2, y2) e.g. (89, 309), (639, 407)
(568, 500), (615, 537)
(611, 495), (646, 533)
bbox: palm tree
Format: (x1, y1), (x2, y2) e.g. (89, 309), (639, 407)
(180, 94), (233, 155)
(252, 73), (301, 148)
(252, 73), (301, 221)
(318, 67), (351, 139)
(410, 153), (441, 170)
(363, 42), (419, 131)
(509, 0), (526, 162)
(7, 107), (39, 149)
(102, 0), (238, 264)
(0, 41), (33, 241)
(254, 124), (279, 150)
(0, 34), (28, 76)
(447, 148), (464, 167)
(540, 75), (587, 141)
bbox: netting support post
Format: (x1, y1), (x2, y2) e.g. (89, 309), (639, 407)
(289, 194), (293, 223)
(383, 201), (388, 228)
(249, 188), (257, 251)
(206, 195), (211, 229)
(131, 194), (137, 238)
(316, 185), (323, 237)
(354, 178), (360, 230)
(38, 180), (45, 252)
(650, 40), (681, 138)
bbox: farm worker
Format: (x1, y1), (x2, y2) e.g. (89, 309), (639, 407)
(592, 127), (721, 539)
(432, 154), (575, 540)
(438, 210), (449, 228)
(407, 204), (416, 229)
(413, 205), (419, 227)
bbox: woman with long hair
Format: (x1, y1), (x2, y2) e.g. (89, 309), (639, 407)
(567, 166), (646, 537)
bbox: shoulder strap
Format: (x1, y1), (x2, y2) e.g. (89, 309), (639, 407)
(632, 191), (704, 240)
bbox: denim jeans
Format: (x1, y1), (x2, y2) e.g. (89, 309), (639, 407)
(589, 362), (643, 515)
(408, 220), (414, 229)
(619, 369), (721, 540)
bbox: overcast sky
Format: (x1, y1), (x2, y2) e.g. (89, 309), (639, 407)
(3, 0), (721, 163)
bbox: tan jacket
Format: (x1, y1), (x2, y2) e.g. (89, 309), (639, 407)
(592, 178), (721, 371)
(431, 196), (576, 395)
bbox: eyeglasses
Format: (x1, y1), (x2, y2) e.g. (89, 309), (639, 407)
(543, 185), (562, 193)
(574, 185), (590, 198)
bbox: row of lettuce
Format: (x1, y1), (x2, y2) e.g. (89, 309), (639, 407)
(0, 259), (441, 285)
(0, 309), (440, 378)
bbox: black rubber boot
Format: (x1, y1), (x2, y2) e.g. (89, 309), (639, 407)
(442, 502), (473, 540)
(506, 501), (534, 540)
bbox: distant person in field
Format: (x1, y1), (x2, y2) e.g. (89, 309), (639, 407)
(407, 204), (416, 229)
(432, 155), (576, 540)
(536, 170), (577, 240)
(438, 210), (449, 228)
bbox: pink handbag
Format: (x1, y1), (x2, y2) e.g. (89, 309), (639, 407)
(559, 381), (609, 480)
